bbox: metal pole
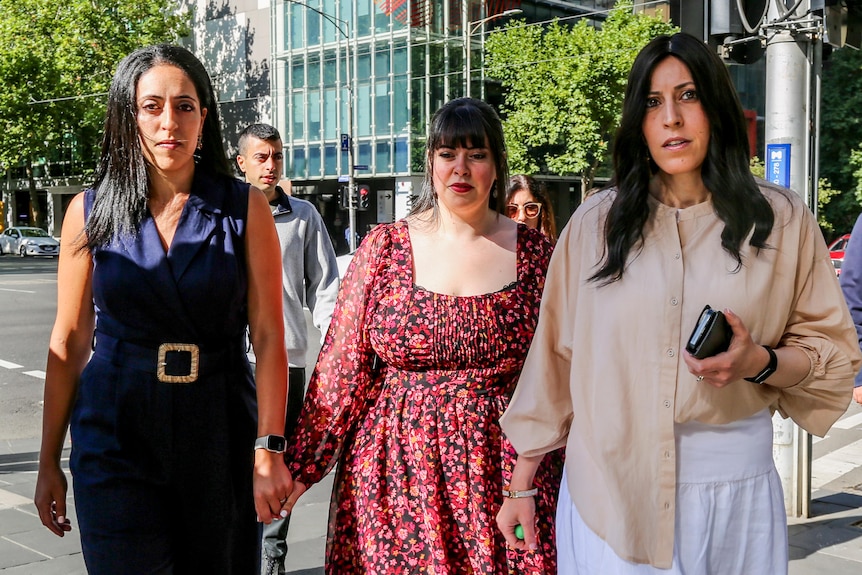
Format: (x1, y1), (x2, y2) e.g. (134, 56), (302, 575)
(464, 7), (522, 100)
(464, 0), (471, 98)
(764, 1), (818, 518)
(346, 21), (357, 253)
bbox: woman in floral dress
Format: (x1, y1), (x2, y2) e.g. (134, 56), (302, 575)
(283, 98), (562, 574)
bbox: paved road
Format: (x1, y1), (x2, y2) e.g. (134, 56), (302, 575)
(0, 257), (57, 440)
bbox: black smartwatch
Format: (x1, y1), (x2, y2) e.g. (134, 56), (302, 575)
(744, 345), (777, 384)
(254, 434), (286, 453)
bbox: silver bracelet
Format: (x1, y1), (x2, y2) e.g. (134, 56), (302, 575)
(502, 487), (538, 499)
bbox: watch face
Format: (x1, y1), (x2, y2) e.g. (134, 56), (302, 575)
(268, 435), (286, 452)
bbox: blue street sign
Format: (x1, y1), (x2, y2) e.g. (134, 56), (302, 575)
(766, 143), (791, 189)
(340, 134), (349, 152)
(338, 175), (349, 182)
(353, 164), (369, 171)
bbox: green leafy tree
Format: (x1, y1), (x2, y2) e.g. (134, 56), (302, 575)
(819, 46), (862, 234)
(485, 1), (676, 197)
(0, 0), (189, 229)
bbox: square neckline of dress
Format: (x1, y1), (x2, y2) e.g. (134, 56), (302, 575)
(401, 219), (523, 298)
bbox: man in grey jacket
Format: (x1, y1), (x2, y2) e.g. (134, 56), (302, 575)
(237, 124), (339, 575)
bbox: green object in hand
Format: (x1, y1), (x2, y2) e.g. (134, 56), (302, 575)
(514, 524), (524, 540)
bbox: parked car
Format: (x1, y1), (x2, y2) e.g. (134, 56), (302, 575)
(0, 226), (60, 257)
(828, 233), (851, 276)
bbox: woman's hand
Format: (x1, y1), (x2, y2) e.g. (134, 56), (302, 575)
(34, 461), (72, 537)
(683, 308), (768, 388)
(253, 450), (294, 524)
(496, 496), (537, 551)
(854, 386), (862, 405)
(282, 479), (308, 515)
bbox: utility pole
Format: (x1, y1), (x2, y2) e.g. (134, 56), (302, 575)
(763, 1), (822, 518)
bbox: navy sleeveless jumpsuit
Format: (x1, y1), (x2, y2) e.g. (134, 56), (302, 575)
(70, 172), (258, 574)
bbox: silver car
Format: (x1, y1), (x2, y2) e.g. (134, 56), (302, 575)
(0, 227), (60, 257)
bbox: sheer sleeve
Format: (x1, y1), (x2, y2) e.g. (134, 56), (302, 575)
(772, 203), (862, 436)
(285, 224), (392, 485)
(501, 219), (577, 457)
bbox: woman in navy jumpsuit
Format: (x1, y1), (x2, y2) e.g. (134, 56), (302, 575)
(34, 45), (294, 574)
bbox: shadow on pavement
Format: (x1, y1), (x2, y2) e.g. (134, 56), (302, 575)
(788, 491), (862, 560)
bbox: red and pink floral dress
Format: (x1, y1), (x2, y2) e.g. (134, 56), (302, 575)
(286, 220), (562, 574)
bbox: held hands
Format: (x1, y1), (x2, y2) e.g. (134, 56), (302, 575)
(496, 497), (538, 552)
(34, 462), (73, 537)
(253, 449), (295, 524)
(683, 308), (767, 388)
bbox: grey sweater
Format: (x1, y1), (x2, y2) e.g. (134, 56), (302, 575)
(269, 188), (339, 369)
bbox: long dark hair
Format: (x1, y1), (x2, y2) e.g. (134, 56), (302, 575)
(591, 32), (775, 284)
(84, 44), (231, 250)
(505, 174), (558, 243)
(410, 97), (508, 216)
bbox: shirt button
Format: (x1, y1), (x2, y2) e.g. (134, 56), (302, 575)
(667, 348), (675, 357)
(664, 502), (670, 510)
(670, 297), (678, 306)
(664, 450), (671, 459)
(674, 252), (681, 259)
(663, 400), (671, 408)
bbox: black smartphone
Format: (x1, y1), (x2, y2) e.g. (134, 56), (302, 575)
(685, 305), (731, 359)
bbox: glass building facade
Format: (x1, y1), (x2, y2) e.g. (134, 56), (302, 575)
(271, 0), (608, 250)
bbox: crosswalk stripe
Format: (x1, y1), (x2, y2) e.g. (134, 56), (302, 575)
(23, 370), (45, 379)
(812, 437), (862, 490)
(0, 359), (23, 369)
(832, 411), (862, 430)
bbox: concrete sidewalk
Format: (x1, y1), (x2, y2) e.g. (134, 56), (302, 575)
(1, 437), (860, 573)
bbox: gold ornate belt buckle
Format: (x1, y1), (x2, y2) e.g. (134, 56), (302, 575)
(157, 343), (200, 383)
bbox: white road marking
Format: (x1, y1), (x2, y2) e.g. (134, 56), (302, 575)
(0, 488), (33, 510)
(832, 411), (862, 431)
(0, 288), (36, 293)
(23, 370), (46, 379)
(0, 359), (23, 369)
(0, 535), (53, 559)
(812, 437), (862, 490)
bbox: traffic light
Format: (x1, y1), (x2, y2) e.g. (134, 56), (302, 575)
(675, 1), (766, 64)
(358, 185), (370, 210)
(339, 185), (351, 209)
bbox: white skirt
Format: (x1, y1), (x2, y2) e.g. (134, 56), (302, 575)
(557, 409), (788, 574)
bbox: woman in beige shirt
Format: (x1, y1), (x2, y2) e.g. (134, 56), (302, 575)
(496, 32), (862, 574)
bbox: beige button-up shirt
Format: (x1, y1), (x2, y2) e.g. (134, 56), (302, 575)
(501, 183), (862, 568)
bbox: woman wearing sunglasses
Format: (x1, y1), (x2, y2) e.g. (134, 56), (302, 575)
(505, 175), (558, 244)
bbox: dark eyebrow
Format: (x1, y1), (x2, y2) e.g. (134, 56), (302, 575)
(137, 93), (199, 102)
(647, 81), (696, 96)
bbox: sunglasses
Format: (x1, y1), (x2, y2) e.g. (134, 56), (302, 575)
(506, 202), (542, 219)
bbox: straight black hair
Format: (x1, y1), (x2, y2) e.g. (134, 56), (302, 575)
(591, 32), (777, 284)
(84, 44), (231, 250)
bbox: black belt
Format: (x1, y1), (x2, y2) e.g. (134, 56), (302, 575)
(93, 332), (242, 384)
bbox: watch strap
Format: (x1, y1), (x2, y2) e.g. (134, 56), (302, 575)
(744, 345), (777, 384)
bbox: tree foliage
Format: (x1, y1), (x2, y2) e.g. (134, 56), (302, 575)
(484, 1), (676, 195)
(751, 155), (839, 237)
(0, 0), (189, 227)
